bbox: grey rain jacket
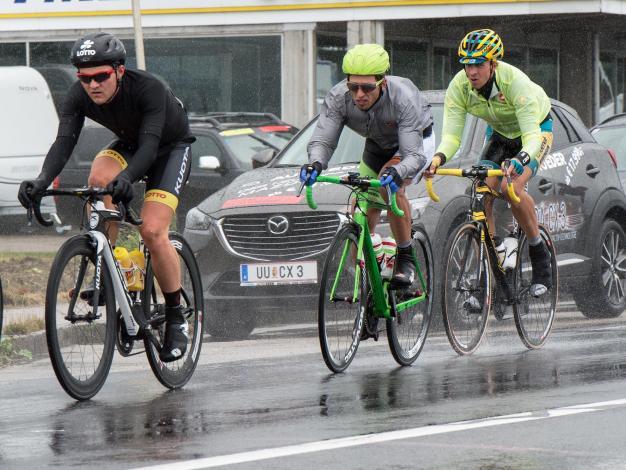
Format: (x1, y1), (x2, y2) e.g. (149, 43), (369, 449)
(307, 76), (433, 179)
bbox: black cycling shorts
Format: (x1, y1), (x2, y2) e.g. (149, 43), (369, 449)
(95, 139), (192, 212)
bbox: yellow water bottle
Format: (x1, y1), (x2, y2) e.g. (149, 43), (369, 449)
(128, 249), (145, 291)
(113, 247), (133, 288)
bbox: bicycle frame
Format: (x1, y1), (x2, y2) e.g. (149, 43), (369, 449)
(427, 166), (519, 304)
(307, 174), (428, 319)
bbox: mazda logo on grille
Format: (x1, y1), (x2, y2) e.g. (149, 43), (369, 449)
(267, 215), (289, 235)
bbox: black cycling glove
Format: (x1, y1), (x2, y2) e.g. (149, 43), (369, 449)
(106, 172), (134, 205)
(18, 177), (49, 209)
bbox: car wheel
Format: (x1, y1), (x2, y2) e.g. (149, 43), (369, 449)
(205, 310), (255, 340)
(574, 219), (626, 318)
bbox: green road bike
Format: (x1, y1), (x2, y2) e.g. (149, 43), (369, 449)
(427, 164), (558, 355)
(306, 173), (434, 372)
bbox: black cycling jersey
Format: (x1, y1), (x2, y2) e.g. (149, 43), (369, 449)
(39, 69), (193, 184)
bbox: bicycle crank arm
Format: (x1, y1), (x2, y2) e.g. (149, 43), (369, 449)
(65, 311), (101, 323)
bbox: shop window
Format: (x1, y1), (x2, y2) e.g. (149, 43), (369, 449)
(528, 48), (558, 99)
(388, 40), (428, 90)
(0, 43), (26, 65)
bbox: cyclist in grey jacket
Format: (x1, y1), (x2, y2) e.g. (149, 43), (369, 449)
(301, 43), (434, 288)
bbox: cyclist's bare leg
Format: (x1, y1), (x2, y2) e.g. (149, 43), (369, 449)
(499, 166), (539, 239)
(378, 160), (412, 243)
(140, 201), (181, 293)
(88, 155), (122, 243)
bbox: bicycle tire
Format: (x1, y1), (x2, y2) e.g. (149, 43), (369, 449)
(143, 232), (204, 389)
(318, 224), (366, 373)
(513, 226), (558, 349)
(442, 223), (492, 355)
(45, 235), (116, 400)
(386, 226), (434, 366)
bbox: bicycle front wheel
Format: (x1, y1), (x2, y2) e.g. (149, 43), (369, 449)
(143, 232), (204, 389)
(386, 226), (434, 366)
(45, 235), (116, 400)
(513, 226), (558, 349)
(318, 224), (366, 373)
(442, 223), (492, 355)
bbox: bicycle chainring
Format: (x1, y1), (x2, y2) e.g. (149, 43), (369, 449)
(116, 309), (135, 356)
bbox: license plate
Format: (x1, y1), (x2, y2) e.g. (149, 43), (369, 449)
(240, 261), (317, 286)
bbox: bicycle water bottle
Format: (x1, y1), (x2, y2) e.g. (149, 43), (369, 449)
(114, 246), (133, 284)
(380, 236), (397, 279)
(371, 233), (384, 265)
(496, 236), (518, 270)
(127, 248), (145, 291)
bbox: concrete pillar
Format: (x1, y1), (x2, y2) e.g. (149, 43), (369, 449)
(282, 23), (316, 128)
(559, 31), (594, 126)
(347, 20), (385, 48)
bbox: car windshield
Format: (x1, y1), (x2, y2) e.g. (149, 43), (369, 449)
(222, 129), (296, 168)
(274, 103), (444, 167)
(593, 126), (626, 171)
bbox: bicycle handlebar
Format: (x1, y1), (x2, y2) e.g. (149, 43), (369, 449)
(304, 174), (405, 217)
(28, 187), (143, 227)
(425, 167), (521, 204)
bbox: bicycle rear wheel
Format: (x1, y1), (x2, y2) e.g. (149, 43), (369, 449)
(45, 235), (116, 400)
(143, 232), (204, 389)
(318, 224), (366, 373)
(386, 227), (434, 366)
(442, 223), (492, 355)
(513, 226), (558, 349)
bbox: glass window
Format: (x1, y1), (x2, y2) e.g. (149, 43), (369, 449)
(0, 43), (26, 65)
(551, 110), (573, 150)
(143, 36), (281, 117)
(433, 47), (461, 90)
(29, 41), (73, 66)
(220, 134), (282, 169)
(192, 134), (223, 163)
(388, 40), (428, 90)
(317, 33), (346, 110)
(528, 48), (558, 98)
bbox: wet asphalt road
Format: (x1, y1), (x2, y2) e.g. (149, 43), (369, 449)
(3, 303), (626, 469)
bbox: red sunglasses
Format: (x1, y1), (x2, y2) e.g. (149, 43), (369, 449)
(76, 69), (116, 84)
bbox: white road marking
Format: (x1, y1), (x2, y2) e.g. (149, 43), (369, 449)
(132, 398), (626, 470)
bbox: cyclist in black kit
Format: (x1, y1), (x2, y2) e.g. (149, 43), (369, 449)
(18, 32), (194, 362)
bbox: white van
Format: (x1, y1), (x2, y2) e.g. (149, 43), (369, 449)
(0, 66), (59, 226)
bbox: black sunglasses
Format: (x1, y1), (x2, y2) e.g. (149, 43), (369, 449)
(76, 69), (115, 84)
(346, 78), (384, 93)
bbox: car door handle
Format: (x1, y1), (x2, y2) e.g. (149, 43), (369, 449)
(537, 179), (553, 193)
(586, 164), (600, 177)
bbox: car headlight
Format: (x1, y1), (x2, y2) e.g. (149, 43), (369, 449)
(185, 207), (211, 231)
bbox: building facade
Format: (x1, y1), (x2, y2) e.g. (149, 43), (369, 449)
(1, 0), (625, 128)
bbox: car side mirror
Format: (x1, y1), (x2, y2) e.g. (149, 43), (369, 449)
(252, 148), (277, 169)
(198, 155), (221, 170)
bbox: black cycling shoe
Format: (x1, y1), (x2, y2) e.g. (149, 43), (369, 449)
(160, 305), (189, 363)
(529, 241), (552, 297)
(391, 246), (416, 288)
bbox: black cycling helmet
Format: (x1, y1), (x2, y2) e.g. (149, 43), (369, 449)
(70, 32), (126, 68)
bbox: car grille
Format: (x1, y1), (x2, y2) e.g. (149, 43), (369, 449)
(219, 212), (341, 261)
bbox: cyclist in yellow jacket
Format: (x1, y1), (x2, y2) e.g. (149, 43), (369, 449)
(426, 29), (553, 296)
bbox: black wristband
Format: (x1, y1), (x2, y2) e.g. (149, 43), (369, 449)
(435, 152), (447, 166)
(517, 151), (531, 166)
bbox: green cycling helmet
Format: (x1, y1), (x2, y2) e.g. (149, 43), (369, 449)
(342, 43), (390, 76)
